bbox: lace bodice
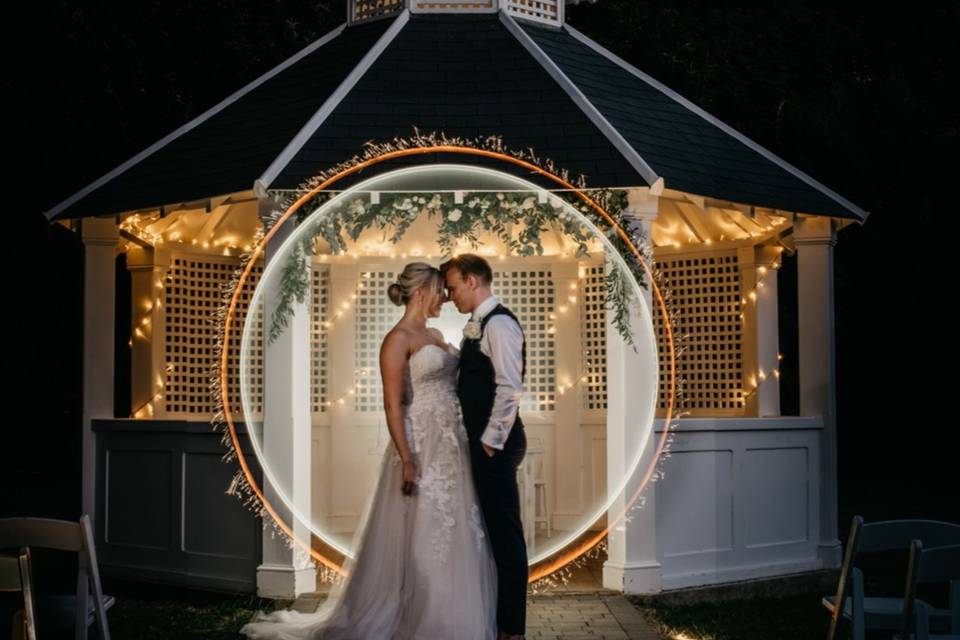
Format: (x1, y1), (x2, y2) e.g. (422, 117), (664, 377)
(399, 342), (466, 455)
(403, 342), (460, 407)
(393, 342), (483, 561)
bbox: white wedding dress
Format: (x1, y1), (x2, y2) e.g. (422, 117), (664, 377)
(240, 342), (498, 640)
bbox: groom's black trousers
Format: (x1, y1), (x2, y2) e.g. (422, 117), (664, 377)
(470, 423), (528, 635)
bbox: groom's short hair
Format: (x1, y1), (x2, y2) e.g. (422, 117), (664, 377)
(440, 254), (493, 285)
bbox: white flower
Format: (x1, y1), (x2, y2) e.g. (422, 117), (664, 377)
(521, 196), (536, 210)
(348, 198), (365, 215)
(448, 209), (463, 222)
(462, 320), (482, 340)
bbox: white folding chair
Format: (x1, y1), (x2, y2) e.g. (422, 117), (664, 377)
(0, 547), (37, 640)
(824, 515), (960, 640)
(898, 542), (960, 640)
(0, 515), (112, 640)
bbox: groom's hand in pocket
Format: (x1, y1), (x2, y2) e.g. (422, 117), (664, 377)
(482, 443), (496, 457)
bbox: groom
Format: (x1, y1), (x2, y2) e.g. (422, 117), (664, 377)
(441, 254), (528, 640)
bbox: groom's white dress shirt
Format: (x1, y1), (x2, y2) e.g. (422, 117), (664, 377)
(466, 295), (524, 451)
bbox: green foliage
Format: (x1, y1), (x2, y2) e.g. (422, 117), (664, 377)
(265, 188), (651, 349)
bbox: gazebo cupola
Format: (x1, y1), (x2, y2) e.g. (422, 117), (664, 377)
(350, 0), (577, 27)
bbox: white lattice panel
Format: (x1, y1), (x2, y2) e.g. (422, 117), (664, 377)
(505, 0), (562, 26)
(354, 270), (404, 412)
(162, 254), (264, 420)
(311, 265), (330, 413)
(349, 0), (404, 23)
(654, 252), (744, 412)
(411, 0), (496, 12)
(494, 268), (555, 412)
(580, 262), (607, 410)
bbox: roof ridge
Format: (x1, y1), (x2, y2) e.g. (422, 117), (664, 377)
(44, 22), (349, 221)
(258, 10), (411, 190)
(562, 23), (868, 223)
(501, 11), (663, 193)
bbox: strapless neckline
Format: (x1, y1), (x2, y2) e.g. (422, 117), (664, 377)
(410, 342), (453, 362)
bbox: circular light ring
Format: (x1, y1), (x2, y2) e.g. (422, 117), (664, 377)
(217, 145), (678, 581)
(241, 164), (655, 565)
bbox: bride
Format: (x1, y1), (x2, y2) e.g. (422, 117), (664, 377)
(240, 262), (498, 640)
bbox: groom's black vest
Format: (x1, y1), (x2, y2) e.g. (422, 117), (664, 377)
(457, 304), (526, 443)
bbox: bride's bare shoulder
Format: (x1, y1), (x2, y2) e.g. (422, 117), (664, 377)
(381, 327), (412, 357)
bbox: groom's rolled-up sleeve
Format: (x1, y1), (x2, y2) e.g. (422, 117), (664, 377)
(480, 315), (524, 451)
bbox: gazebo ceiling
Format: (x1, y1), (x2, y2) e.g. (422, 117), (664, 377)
(46, 9), (867, 225)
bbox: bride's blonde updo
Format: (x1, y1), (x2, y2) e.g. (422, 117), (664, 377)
(387, 262), (441, 307)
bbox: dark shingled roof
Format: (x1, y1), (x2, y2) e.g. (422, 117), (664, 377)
(270, 14), (640, 192)
(52, 19), (392, 219)
(520, 21), (859, 219)
(47, 11), (866, 222)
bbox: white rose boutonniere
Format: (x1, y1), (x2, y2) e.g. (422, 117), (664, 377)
(463, 320), (482, 340)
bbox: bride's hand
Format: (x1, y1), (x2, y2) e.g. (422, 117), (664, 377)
(401, 459), (418, 496)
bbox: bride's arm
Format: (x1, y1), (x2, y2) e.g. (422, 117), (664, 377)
(380, 331), (417, 495)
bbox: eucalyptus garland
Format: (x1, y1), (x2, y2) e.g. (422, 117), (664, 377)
(264, 186), (650, 350)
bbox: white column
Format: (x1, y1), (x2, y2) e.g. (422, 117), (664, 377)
(80, 218), (120, 527)
(603, 188), (661, 594)
(257, 198), (317, 597)
(126, 246), (170, 419)
(738, 245), (782, 417)
(794, 214), (842, 568)
(327, 261), (361, 534)
(551, 259), (584, 532)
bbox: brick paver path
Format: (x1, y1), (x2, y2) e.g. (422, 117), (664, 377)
(526, 592), (663, 640)
(287, 591), (663, 639)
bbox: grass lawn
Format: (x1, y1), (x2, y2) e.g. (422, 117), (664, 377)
(34, 589), (838, 639)
(633, 593), (831, 640)
(106, 596), (268, 640)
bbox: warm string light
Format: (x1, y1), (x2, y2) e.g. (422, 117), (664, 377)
(131, 364), (175, 419)
(209, 135), (688, 586)
(119, 211), (249, 255)
(738, 248), (785, 400)
(739, 247), (784, 316)
(742, 352), (784, 401)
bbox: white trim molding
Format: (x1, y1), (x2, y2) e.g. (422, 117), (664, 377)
(259, 10), (411, 189)
(501, 11), (664, 192)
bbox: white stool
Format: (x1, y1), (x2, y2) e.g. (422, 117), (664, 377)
(534, 480), (551, 537)
(530, 450), (551, 538)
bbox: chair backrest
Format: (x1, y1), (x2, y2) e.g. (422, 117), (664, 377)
(0, 548), (38, 640)
(828, 516), (960, 640)
(0, 516), (84, 552)
(859, 520), (960, 554)
(901, 542), (960, 639)
(0, 553), (23, 591)
(0, 515), (109, 640)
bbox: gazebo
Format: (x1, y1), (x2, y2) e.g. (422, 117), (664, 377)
(46, 0), (868, 597)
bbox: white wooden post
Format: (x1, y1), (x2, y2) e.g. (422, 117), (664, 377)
(603, 188), (661, 593)
(256, 198), (316, 597)
(794, 214), (842, 568)
(126, 246), (170, 419)
(551, 259), (584, 533)
(327, 261), (361, 534)
(80, 217), (119, 526)
(738, 245), (782, 417)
